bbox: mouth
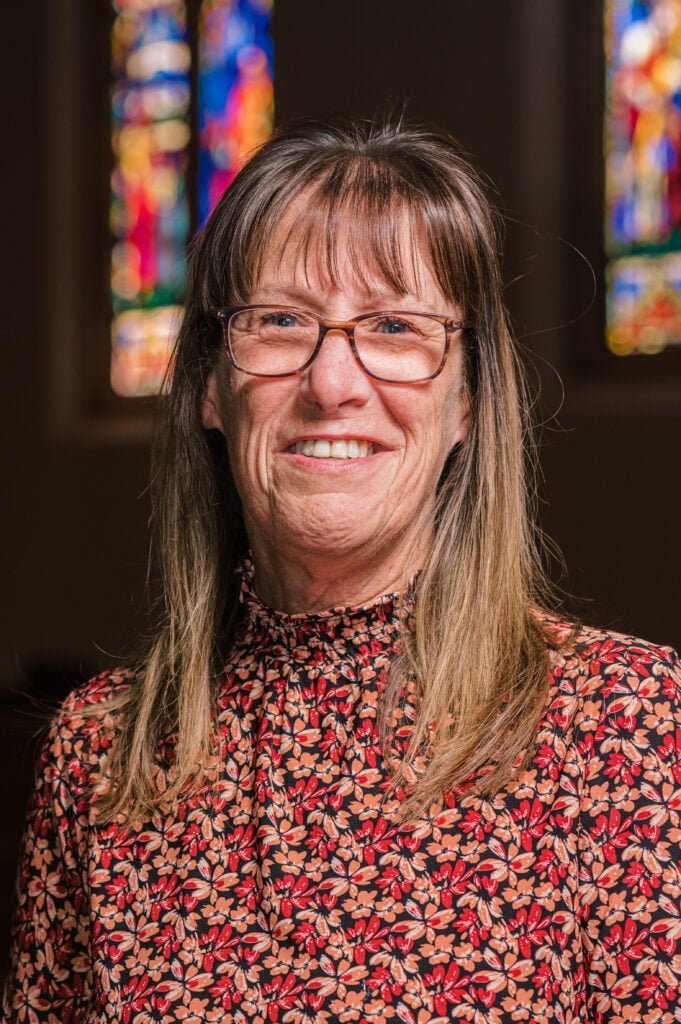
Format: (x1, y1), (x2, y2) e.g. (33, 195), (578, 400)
(282, 437), (388, 460)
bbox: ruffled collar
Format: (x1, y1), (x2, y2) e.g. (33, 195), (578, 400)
(233, 553), (419, 663)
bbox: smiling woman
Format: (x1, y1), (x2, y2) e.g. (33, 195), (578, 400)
(3, 112), (681, 1023)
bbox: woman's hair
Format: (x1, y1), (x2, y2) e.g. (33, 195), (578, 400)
(84, 109), (576, 823)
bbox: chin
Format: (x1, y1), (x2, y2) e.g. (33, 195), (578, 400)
(278, 503), (381, 557)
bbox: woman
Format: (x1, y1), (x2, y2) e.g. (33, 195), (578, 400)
(3, 113), (680, 1024)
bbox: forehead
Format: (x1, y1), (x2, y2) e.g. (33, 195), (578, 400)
(247, 191), (447, 305)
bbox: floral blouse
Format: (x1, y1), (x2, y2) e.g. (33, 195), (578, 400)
(2, 556), (681, 1024)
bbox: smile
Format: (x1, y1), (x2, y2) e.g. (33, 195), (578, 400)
(287, 438), (377, 459)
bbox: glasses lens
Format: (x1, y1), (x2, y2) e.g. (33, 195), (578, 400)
(355, 313), (446, 381)
(228, 307), (318, 375)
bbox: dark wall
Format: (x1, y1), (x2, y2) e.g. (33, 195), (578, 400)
(2, 3), (151, 694)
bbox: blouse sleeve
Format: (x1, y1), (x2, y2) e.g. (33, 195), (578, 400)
(578, 642), (681, 1023)
(1, 702), (93, 1023)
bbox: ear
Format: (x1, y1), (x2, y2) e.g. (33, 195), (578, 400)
(201, 370), (224, 434)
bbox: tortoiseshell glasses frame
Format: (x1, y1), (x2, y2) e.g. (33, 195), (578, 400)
(212, 304), (473, 383)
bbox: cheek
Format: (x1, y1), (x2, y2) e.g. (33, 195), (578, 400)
(220, 379), (291, 487)
(388, 381), (465, 461)
(215, 381), (254, 469)
(434, 354), (469, 451)
(442, 386), (469, 450)
(219, 371), (254, 441)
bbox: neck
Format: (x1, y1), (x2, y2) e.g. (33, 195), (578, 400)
(245, 523), (433, 614)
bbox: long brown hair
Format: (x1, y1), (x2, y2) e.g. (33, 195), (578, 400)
(83, 110), (576, 823)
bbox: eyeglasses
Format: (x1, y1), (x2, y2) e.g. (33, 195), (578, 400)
(213, 304), (472, 383)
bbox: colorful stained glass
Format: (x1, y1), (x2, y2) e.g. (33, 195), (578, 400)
(605, 0), (681, 354)
(110, 0), (191, 397)
(111, 306), (183, 398)
(109, 0), (274, 397)
(607, 251), (681, 352)
(198, 0), (274, 226)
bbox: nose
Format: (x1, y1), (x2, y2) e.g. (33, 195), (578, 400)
(300, 327), (373, 411)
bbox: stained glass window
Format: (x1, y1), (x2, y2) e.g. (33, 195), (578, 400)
(199, 0), (274, 226)
(110, 0), (274, 398)
(605, 0), (681, 355)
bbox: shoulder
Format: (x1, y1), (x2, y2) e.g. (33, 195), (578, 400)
(547, 616), (679, 698)
(35, 667), (137, 799)
(59, 666), (137, 715)
(539, 615), (680, 768)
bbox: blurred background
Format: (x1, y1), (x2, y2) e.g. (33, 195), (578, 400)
(1, 0), (680, 977)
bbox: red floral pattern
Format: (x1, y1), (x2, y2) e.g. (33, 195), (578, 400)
(2, 557), (681, 1023)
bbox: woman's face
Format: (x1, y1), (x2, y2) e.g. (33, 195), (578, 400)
(202, 216), (470, 571)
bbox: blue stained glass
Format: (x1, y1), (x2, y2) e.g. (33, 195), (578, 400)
(198, 0), (274, 226)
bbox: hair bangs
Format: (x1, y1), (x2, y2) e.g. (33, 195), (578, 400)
(242, 162), (440, 305)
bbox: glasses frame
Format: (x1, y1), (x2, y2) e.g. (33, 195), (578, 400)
(212, 304), (473, 383)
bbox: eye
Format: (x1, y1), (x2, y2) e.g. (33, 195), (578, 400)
(260, 309), (300, 328)
(373, 316), (413, 335)
(364, 315), (426, 340)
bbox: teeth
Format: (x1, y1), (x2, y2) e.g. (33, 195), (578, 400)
(313, 439), (331, 458)
(292, 438), (374, 458)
